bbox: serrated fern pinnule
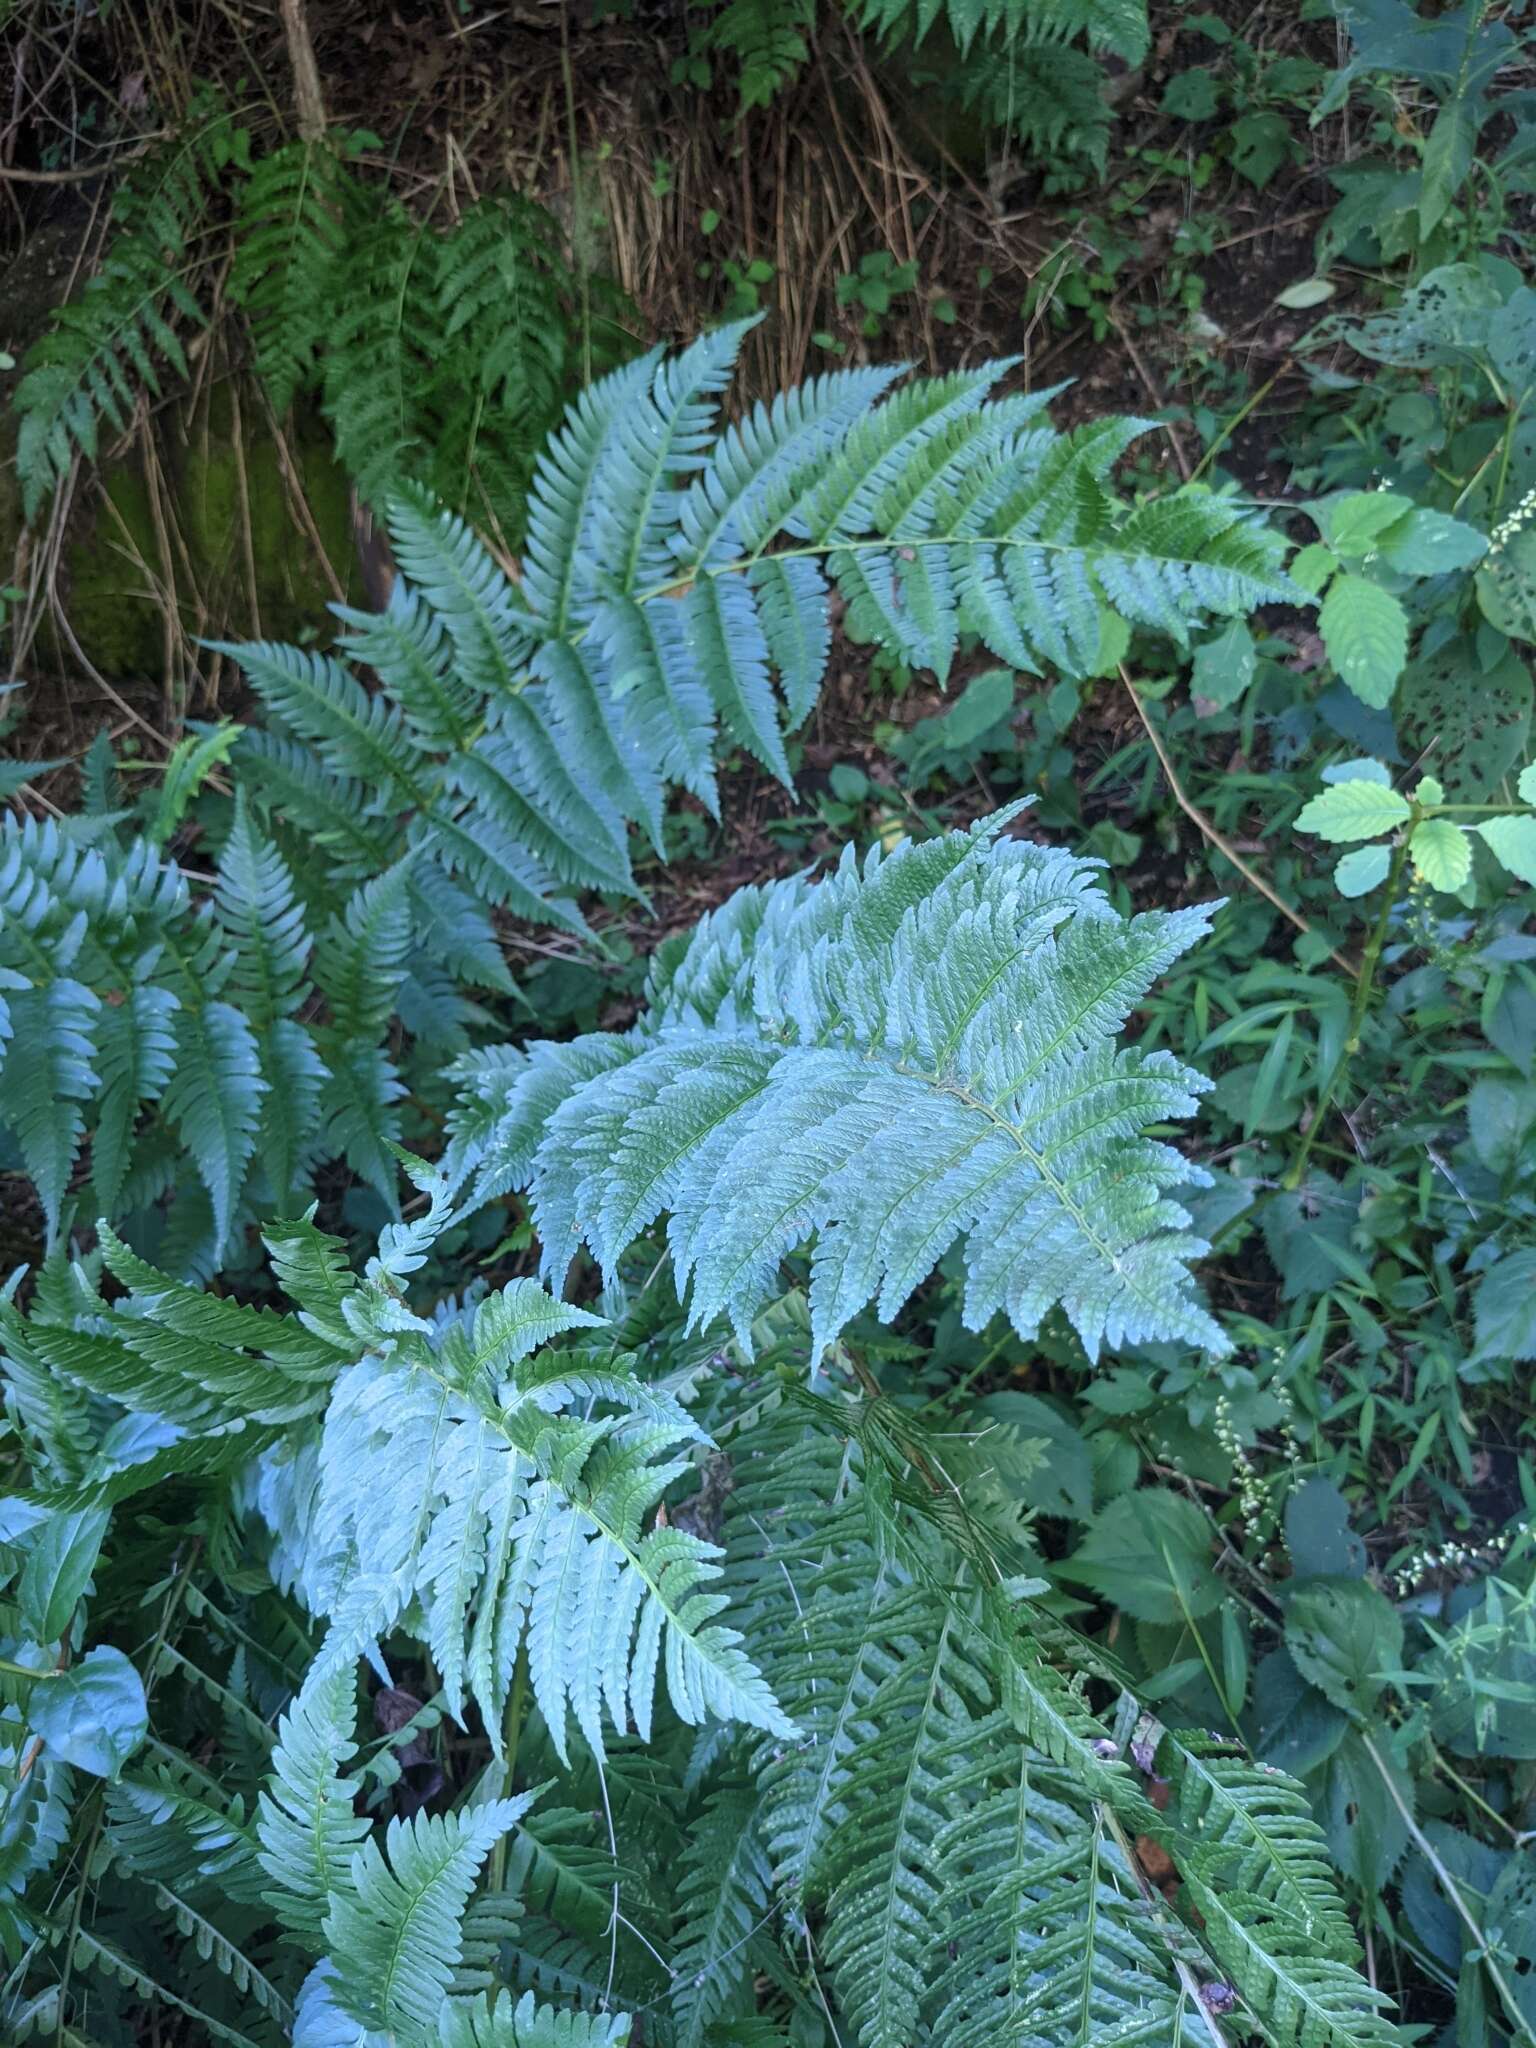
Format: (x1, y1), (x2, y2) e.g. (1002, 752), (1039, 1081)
(454, 806), (1229, 1361)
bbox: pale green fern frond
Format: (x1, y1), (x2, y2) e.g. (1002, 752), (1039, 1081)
(456, 805), (1229, 1361)
(256, 1665), (370, 1946)
(323, 1798), (527, 2036)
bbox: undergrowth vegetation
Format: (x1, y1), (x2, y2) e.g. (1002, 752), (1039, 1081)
(3, 0), (1536, 2044)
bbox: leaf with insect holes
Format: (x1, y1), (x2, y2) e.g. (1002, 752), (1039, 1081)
(1286, 1579), (1403, 1722)
(1319, 576), (1410, 708)
(1333, 845), (1391, 897)
(1477, 815), (1536, 885)
(1297, 780), (1411, 842)
(1408, 819), (1471, 891)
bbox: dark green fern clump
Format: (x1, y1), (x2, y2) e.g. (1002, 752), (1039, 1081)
(13, 122), (628, 540)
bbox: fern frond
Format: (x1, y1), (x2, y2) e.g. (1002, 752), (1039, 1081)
(323, 1797), (526, 2036)
(302, 1307), (788, 1760)
(0, 980), (100, 1245)
(465, 806), (1228, 1361)
(667, 1785), (777, 2048)
(437, 1989), (632, 2047)
(105, 1759), (264, 1904)
(231, 136), (363, 413)
(698, 0), (817, 107)
(210, 641), (426, 810)
(1165, 1734), (1400, 2048)
(848, 0), (1149, 64)
(13, 121), (228, 518)
(161, 997), (265, 1248)
(256, 1665), (370, 1945)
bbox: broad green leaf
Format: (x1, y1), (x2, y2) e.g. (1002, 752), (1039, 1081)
(1191, 619), (1256, 710)
(1334, 845), (1390, 896)
(1061, 1491), (1223, 1624)
(1286, 1578), (1403, 1720)
(1477, 814), (1536, 885)
(1408, 818), (1471, 891)
(1520, 762), (1536, 805)
(1297, 779), (1410, 842)
(1325, 1729), (1411, 1892)
(1419, 99), (1477, 237)
(18, 1507), (110, 1647)
(1400, 634), (1532, 798)
(1321, 755), (1392, 787)
(1284, 1478), (1366, 1580)
(1319, 575), (1409, 707)
(27, 1646), (148, 1779)
(1473, 1250), (1536, 1363)
(1274, 277), (1335, 310)
(1309, 491), (1416, 558)
(1468, 1077), (1536, 1178)
(1288, 541), (1337, 594)
(1374, 506), (1487, 576)
(1479, 525), (1536, 644)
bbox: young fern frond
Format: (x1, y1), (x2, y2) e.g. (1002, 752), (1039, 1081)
(848, 0), (1149, 62)
(696, 0), (818, 108)
(256, 1665), (371, 1946)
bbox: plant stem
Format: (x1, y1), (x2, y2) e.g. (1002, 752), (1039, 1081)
(1362, 1731), (1536, 2048)
(558, 5), (592, 385)
(488, 1645), (530, 1894)
(1284, 829), (1409, 1191)
(1120, 668), (1362, 979)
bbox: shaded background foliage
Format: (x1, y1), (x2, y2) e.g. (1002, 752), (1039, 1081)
(2, 0), (1536, 2043)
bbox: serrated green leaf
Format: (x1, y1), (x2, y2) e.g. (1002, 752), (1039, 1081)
(1297, 779), (1411, 842)
(1286, 1579), (1403, 1721)
(1408, 818), (1471, 891)
(1334, 844), (1391, 897)
(1520, 762), (1536, 805)
(1310, 491), (1416, 558)
(1319, 575), (1410, 707)
(1477, 813), (1536, 885)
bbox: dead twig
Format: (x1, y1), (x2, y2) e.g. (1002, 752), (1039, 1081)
(1119, 665), (1361, 979)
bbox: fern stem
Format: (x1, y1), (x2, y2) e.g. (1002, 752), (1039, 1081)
(1361, 1730), (1536, 2048)
(1283, 828), (1409, 1193)
(487, 1646), (529, 1895)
